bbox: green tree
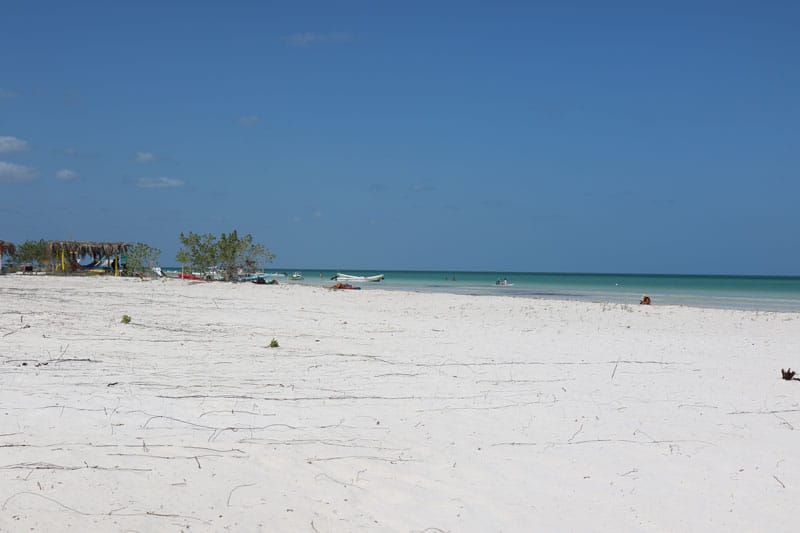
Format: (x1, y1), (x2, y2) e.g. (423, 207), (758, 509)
(125, 242), (162, 276)
(176, 232), (218, 275)
(242, 239), (274, 273)
(12, 239), (50, 266)
(176, 230), (275, 280)
(217, 230), (275, 281)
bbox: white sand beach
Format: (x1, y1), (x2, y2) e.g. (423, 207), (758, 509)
(1, 275), (798, 532)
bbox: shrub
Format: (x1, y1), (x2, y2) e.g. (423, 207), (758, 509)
(269, 338), (279, 348)
(125, 242), (161, 277)
(121, 315), (132, 324)
(176, 230), (275, 281)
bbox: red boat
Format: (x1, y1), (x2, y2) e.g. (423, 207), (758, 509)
(178, 272), (207, 281)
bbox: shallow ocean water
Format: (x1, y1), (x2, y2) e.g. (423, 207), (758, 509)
(163, 268), (800, 312)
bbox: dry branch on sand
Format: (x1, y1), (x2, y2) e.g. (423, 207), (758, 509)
(781, 368), (799, 381)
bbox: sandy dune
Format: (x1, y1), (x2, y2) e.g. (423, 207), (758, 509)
(1, 275), (798, 531)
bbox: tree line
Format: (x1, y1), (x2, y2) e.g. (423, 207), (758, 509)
(4, 231), (274, 281)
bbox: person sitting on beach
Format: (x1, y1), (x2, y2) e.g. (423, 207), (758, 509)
(640, 295), (651, 305)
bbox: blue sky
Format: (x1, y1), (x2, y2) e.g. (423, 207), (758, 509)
(2, 0), (798, 274)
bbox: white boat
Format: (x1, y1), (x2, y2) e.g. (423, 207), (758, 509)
(161, 270), (180, 279)
(240, 272), (285, 279)
(332, 273), (384, 283)
(238, 273), (268, 282)
(194, 270), (225, 281)
(290, 272), (303, 281)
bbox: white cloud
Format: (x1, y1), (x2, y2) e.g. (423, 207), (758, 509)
(0, 89), (19, 99)
(135, 151), (156, 163)
(0, 136), (30, 153)
(0, 161), (38, 183)
(56, 169), (78, 181)
(62, 147), (79, 156)
(237, 115), (261, 126)
(313, 210), (323, 218)
(291, 215), (302, 223)
(286, 32), (352, 47)
(136, 177), (185, 188)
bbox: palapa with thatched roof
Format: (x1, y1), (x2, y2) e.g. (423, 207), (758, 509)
(0, 240), (15, 256)
(0, 240), (15, 273)
(48, 241), (128, 259)
(48, 241), (129, 275)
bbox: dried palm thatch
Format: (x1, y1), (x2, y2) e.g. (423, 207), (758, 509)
(48, 241), (129, 259)
(0, 240), (15, 256)
(48, 241), (130, 274)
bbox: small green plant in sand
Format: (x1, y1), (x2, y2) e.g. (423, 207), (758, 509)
(269, 338), (279, 348)
(121, 315), (132, 324)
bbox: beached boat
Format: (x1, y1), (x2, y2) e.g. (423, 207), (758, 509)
(201, 270), (226, 281)
(157, 268), (209, 281)
(331, 273), (384, 282)
(160, 269), (200, 280)
(178, 272), (207, 281)
(237, 272), (275, 282)
(168, 270), (223, 281)
(252, 276), (278, 285)
(290, 272), (303, 281)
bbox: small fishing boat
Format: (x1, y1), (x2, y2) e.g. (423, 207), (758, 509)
(331, 273), (384, 282)
(160, 269), (206, 280)
(178, 272), (207, 281)
(495, 278), (513, 287)
(238, 272), (273, 282)
(290, 272), (304, 281)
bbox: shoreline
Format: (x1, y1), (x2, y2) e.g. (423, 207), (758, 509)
(169, 268), (800, 312)
(6, 270), (800, 313)
(7, 268), (800, 312)
(1, 276), (799, 531)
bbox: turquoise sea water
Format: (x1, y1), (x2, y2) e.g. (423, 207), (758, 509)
(308, 270), (800, 312)
(166, 268), (800, 312)
(355, 271), (800, 311)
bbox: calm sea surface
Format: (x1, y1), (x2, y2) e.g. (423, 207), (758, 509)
(166, 268), (800, 312)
